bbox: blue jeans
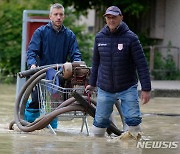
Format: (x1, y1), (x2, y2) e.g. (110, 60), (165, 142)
(93, 84), (142, 128)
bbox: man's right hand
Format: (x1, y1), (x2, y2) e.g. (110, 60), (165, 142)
(85, 85), (95, 94)
(30, 64), (36, 69)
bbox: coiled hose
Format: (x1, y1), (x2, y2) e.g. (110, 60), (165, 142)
(9, 64), (123, 136)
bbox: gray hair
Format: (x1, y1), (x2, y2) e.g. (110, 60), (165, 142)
(49, 3), (65, 14)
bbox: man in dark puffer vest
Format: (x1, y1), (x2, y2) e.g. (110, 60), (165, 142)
(86, 6), (151, 138)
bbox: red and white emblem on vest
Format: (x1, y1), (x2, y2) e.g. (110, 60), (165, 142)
(118, 44), (123, 50)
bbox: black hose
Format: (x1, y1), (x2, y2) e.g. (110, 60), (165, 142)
(72, 91), (123, 136)
(19, 73), (46, 120)
(18, 64), (62, 78)
(13, 65), (62, 131)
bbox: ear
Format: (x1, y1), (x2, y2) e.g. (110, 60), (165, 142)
(49, 14), (51, 20)
(121, 15), (123, 20)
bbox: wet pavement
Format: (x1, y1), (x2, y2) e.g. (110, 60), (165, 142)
(139, 80), (180, 97)
(0, 83), (180, 154)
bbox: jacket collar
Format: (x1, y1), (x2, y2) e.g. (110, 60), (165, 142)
(48, 22), (66, 32)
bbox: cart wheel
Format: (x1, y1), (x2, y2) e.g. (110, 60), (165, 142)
(63, 62), (73, 79)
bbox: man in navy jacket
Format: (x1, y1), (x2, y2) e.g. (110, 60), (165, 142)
(86, 6), (151, 138)
(25, 3), (81, 128)
(27, 4), (81, 69)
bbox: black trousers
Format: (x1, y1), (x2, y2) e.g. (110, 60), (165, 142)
(28, 85), (39, 109)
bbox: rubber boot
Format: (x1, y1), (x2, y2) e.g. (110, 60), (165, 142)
(24, 109), (40, 123)
(92, 125), (106, 137)
(25, 100), (58, 129)
(50, 117), (58, 129)
(123, 123), (129, 132)
(128, 125), (142, 138)
(24, 99), (40, 122)
(120, 125), (142, 140)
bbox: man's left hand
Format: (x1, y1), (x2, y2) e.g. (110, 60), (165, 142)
(140, 91), (151, 104)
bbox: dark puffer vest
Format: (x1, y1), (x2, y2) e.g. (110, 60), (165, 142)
(89, 22), (151, 93)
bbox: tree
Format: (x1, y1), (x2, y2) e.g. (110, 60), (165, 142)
(0, 0), (94, 82)
(0, 0), (52, 82)
(0, 1), (22, 81)
(61, 0), (151, 33)
(63, 0), (150, 16)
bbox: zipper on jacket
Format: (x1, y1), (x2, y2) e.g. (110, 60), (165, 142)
(110, 39), (115, 92)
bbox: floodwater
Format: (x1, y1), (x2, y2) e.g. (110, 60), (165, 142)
(0, 84), (180, 154)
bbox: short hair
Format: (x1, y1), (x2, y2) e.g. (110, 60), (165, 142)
(49, 3), (65, 14)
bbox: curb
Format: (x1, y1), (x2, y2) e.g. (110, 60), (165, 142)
(152, 89), (180, 97)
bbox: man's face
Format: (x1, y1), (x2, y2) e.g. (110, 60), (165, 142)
(49, 8), (65, 28)
(105, 14), (123, 32)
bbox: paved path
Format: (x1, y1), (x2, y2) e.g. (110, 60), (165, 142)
(151, 80), (180, 90)
(138, 80), (180, 97)
(138, 80), (180, 90)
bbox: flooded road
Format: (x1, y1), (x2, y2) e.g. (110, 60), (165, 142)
(0, 84), (180, 154)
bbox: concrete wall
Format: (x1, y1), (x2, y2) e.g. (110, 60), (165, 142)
(140, 0), (180, 69)
(77, 9), (95, 33)
(162, 0), (180, 47)
(161, 0), (180, 69)
(150, 0), (165, 39)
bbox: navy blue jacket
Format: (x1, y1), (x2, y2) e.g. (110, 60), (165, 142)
(27, 22), (81, 68)
(89, 22), (151, 93)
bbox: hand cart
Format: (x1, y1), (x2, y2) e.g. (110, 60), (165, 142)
(37, 62), (91, 135)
